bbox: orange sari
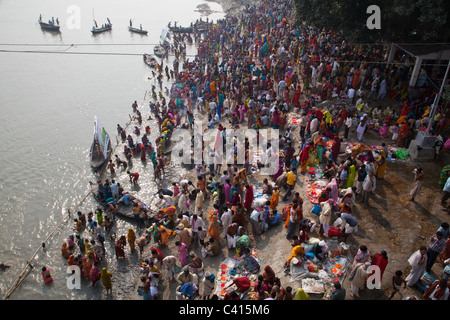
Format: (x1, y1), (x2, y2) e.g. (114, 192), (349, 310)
(270, 189), (279, 210)
(208, 212), (220, 242)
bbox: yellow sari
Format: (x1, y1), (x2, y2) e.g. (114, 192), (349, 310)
(101, 268), (112, 290)
(127, 228), (136, 252)
(158, 225), (169, 245)
(294, 288), (310, 300)
(286, 245), (305, 264)
(376, 150), (387, 179)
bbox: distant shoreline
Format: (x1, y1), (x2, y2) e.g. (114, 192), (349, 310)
(207, 0), (258, 17)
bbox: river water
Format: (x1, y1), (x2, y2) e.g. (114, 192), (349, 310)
(0, 0), (224, 300)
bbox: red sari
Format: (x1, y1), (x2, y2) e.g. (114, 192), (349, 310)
(244, 186), (254, 212)
(115, 237), (126, 258)
(330, 138), (341, 163)
(370, 253), (388, 281)
(440, 239), (450, 263)
(292, 86), (301, 107)
(299, 145), (313, 173)
(397, 124), (410, 147)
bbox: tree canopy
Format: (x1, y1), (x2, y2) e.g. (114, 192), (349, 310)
(293, 0), (450, 43)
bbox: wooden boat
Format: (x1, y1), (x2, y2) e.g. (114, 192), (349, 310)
(153, 44), (165, 57)
(193, 19), (210, 32)
(168, 22), (193, 34)
(90, 116), (112, 169)
(91, 18), (112, 34)
(143, 54), (159, 68)
(128, 20), (147, 35)
(169, 26), (193, 33)
(89, 181), (152, 221)
(129, 26), (148, 35)
(38, 15), (60, 32)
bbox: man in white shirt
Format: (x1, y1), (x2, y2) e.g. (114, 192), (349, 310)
(311, 65), (317, 87)
(220, 207), (232, 239)
(347, 87), (356, 100)
(155, 194), (174, 209)
(300, 113), (308, 139)
(209, 100), (217, 119)
(310, 116), (319, 134)
(362, 172), (376, 203)
(332, 60), (340, 78)
(190, 214), (205, 247)
(250, 208), (264, 235)
(344, 116), (353, 140)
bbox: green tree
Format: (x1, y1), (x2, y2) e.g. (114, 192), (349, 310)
(293, 0), (450, 43)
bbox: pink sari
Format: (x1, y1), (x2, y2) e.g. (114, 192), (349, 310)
(178, 242), (188, 266)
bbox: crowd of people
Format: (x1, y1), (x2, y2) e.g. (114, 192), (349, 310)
(54, 0), (450, 300)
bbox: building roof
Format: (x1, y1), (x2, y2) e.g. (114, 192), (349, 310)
(393, 43), (450, 60)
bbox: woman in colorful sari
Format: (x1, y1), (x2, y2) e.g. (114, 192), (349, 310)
(89, 261), (101, 287)
(243, 185), (254, 212)
(345, 162), (356, 188)
(207, 211), (220, 243)
(61, 242), (71, 259)
(279, 111), (287, 127)
(379, 123), (389, 138)
(157, 222), (170, 246)
(84, 239), (94, 260)
(127, 228), (136, 253)
(67, 254), (75, 266)
(294, 288), (310, 300)
(397, 122), (410, 148)
(314, 136), (326, 164)
(82, 256), (91, 278)
(236, 232), (250, 256)
(101, 268), (112, 294)
(272, 108), (280, 129)
(272, 158), (284, 181)
(269, 187), (280, 210)
(115, 236), (126, 259)
(330, 136), (341, 163)
(326, 178), (339, 202)
(292, 85), (301, 108)
(262, 265), (276, 290)
(176, 241), (189, 267)
(375, 150), (387, 180)
(252, 116), (262, 129)
(286, 245), (305, 265)
(299, 142), (314, 174)
(284, 143), (295, 168)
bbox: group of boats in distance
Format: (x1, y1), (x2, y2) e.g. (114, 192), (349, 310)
(38, 14), (207, 35)
(38, 15), (151, 35)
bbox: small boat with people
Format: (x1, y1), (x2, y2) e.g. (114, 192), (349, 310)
(90, 116), (112, 169)
(167, 21), (193, 33)
(128, 19), (148, 35)
(91, 18), (112, 34)
(90, 181), (167, 228)
(38, 14), (60, 32)
(153, 44), (165, 57)
(143, 54), (159, 68)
